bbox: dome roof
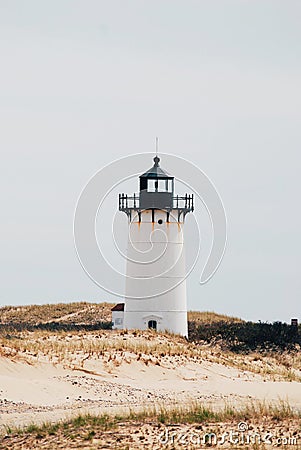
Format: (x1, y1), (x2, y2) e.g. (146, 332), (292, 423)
(139, 156), (173, 179)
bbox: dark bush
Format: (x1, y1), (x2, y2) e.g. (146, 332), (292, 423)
(188, 320), (301, 352)
(0, 321), (113, 333)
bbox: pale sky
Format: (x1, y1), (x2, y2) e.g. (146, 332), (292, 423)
(1, 0), (300, 322)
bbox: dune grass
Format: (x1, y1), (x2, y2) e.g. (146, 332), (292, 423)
(0, 303), (300, 383)
(0, 327), (301, 383)
(0, 302), (113, 325)
(188, 310), (243, 324)
(0, 304), (300, 448)
(2, 400), (300, 442)
(0, 303), (243, 327)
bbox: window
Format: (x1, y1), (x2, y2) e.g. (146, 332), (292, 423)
(147, 180), (156, 192)
(148, 320), (157, 330)
(158, 179), (166, 192)
(147, 179), (173, 193)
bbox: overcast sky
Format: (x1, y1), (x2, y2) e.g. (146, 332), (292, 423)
(1, 1), (300, 322)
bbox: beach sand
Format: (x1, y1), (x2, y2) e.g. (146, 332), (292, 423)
(0, 329), (300, 448)
(1, 346), (301, 429)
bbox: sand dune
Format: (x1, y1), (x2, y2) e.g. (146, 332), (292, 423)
(1, 346), (301, 430)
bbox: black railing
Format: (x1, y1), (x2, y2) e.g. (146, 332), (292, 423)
(119, 193), (194, 211)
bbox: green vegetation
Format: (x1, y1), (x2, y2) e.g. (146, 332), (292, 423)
(189, 320), (301, 352)
(2, 400), (300, 439)
(0, 320), (112, 333)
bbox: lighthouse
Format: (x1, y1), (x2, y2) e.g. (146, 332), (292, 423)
(117, 155), (194, 336)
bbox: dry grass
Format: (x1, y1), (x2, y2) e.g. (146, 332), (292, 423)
(1, 327), (301, 382)
(188, 310), (243, 324)
(0, 304), (300, 448)
(0, 303), (300, 382)
(1, 400), (300, 449)
(0, 302), (113, 325)
(0, 329), (195, 366)
(0, 303), (243, 326)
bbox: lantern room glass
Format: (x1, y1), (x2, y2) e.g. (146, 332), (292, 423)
(147, 178), (173, 193)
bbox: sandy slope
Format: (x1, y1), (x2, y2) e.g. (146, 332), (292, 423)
(1, 353), (301, 430)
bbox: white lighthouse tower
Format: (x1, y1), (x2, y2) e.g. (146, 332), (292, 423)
(118, 156), (193, 336)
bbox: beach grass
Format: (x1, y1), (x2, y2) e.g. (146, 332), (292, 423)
(1, 400), (300, 449)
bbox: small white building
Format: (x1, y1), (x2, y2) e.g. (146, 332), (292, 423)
(111, 303), (125, 330)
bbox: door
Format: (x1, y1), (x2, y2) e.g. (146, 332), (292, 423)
(148, 320), (157, 330)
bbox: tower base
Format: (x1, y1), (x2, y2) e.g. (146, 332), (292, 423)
(123, 302), (188, 337)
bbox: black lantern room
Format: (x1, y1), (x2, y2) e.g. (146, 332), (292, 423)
(139, 156), (174, 209)
(119, 156), (193, 222)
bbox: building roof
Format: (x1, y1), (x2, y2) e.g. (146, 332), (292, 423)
(139, 156), (172, 179)
(111, 303), (125, 312)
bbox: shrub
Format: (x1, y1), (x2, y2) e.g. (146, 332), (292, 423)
(188, 320), (300, 352)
